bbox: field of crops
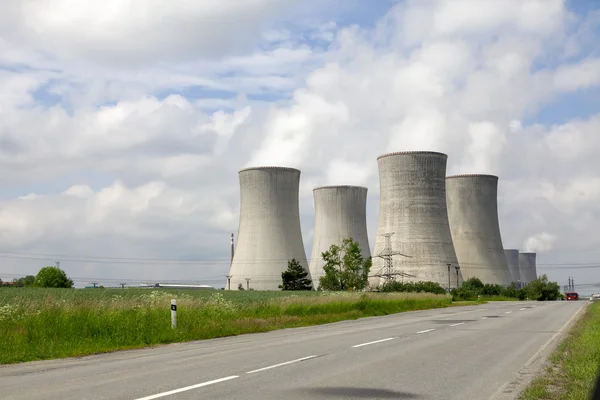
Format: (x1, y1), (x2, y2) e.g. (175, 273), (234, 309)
(0, 288), (452, 364)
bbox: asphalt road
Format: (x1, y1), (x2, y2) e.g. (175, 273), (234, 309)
(0, 301), (586, 400)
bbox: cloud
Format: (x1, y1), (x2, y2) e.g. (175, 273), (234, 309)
(0, 0), (296, 66)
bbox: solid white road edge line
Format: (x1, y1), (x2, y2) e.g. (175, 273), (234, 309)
(134, 376), (239, 400)
(352, 337), (395, 348)
(416, 329), (435, 334)
(246, 355), (318, 374)
(450, 322), (465, 327)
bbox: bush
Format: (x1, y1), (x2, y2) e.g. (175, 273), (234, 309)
(378, 281), (447, 295)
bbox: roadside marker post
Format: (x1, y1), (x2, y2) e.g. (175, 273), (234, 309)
(171, 299), (177, 329)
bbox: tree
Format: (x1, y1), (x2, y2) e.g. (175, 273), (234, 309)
(33, 266), (74, 288)
(23, 275), (35, 287)
(279, 259), (312, 290)
(524, 274), (561, 301)
(319, 237), (371, 291)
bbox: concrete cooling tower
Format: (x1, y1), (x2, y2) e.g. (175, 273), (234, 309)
(309, 186), (371, 289)
(446, 175), (511, 286)
(504, 249), (521, 285)
(227, 166), (310, 290)
(370, 151), (460, 289)
(519, 252), (537, 284)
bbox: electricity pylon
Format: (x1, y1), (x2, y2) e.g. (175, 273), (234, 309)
(370, 233), (415, 284)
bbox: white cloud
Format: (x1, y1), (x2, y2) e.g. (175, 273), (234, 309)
(0, 0), (296, 65)
(524, 233), (558, 253)
(1, 0), (600, 290)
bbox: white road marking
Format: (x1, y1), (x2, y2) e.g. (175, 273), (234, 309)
(505, 311), (512, 314)
(134, 376), (239, 400)
(520, 308), (527, 310)
(352, 337), (395, 348)
(416, 329), (435, 334)
(246, 355), (318, 374)
(481, 317), (488, 319)
(450, 322), (465, 327)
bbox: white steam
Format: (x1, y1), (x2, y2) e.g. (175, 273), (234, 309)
(524, 232), (557, 252)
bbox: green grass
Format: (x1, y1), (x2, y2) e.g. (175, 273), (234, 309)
(0, 288), (454, 364)
(520, 301), (600, 400)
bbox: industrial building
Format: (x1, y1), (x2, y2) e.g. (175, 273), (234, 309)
(519, 252), (538, 284)
(370, 151), (460, 289)
(504, 249), (521, 286)
(227, 166), (310, 290)
(309, 186), (371, 288)
(446, 175), (512, 285)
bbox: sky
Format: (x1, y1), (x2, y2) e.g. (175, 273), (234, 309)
(0, 0), (599, 294)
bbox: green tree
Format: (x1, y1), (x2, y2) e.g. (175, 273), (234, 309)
(33, 266), (74, 288)
(462, 277), (485, 292)
(279, 258), (312, 290)
(23, 275), (35, 286)
(319, 237), (371, 291)
(524, 274), (561, 301)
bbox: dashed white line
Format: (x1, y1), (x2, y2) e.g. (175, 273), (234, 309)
(417, 329), (436, 334)
(134, 376), (239, 400)
(450, 322), (465, 327)
(481, 317), (488, 319)
(246, 355), (318, 374)
(505, 311), (512, 314)
(352, 337), (395, 348)
(520, 308), (527, 310)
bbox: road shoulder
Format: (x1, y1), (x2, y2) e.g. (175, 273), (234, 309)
(490, 301), (589, 400)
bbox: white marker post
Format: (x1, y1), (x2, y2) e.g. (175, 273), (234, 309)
(171, 299), (177, 329)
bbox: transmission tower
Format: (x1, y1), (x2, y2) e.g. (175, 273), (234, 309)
(370, 233), (414, 284)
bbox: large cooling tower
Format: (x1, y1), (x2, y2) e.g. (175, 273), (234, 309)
(446, 175), (511, 285)
(309, 186), (371, 289)
(519, 252), (537, 284)
(227, 166), (310, 290)
(504, 249), (521, 284)
(371, 151), (460, 288)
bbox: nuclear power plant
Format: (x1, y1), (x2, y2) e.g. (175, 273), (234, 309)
(309, 186), (370, 288)
(504, 249), (521, 285)
(446, 175), (511, 286)
(370, 151), (460, 288)
(227, 166), (310, 290)
(224, 155), (547, 291)
(519, 252), (538, 284)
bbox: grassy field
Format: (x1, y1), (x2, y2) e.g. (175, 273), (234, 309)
(520, 301), (600, 400)
(0, 288), (454, 364)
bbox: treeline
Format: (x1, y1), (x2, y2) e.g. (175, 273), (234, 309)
(0, 275), (35, 287)
(0, 267), (73, 288)
(451, 275), (562, 301)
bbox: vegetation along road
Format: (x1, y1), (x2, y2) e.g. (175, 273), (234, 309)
(0, 300), (585, 400)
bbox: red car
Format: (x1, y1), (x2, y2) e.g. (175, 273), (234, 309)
(565, 292), (579, 301)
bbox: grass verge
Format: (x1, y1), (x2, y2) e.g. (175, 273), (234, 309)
(0, 289), (453, 364)
(519, 301), (600, 400)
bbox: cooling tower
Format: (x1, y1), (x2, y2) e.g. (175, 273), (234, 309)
(519, 252), (537, 284)
(227, 166), (310, 290)
(309, 186), (371, 289)
(370, 151), (460, 288)
(504, 249), (521, 284)
(446, 175), (511, 285)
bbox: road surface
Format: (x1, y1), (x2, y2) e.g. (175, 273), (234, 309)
(0, 301), (586, 400)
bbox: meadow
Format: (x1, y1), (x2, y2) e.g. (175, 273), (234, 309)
(0, 288), (454, 364)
